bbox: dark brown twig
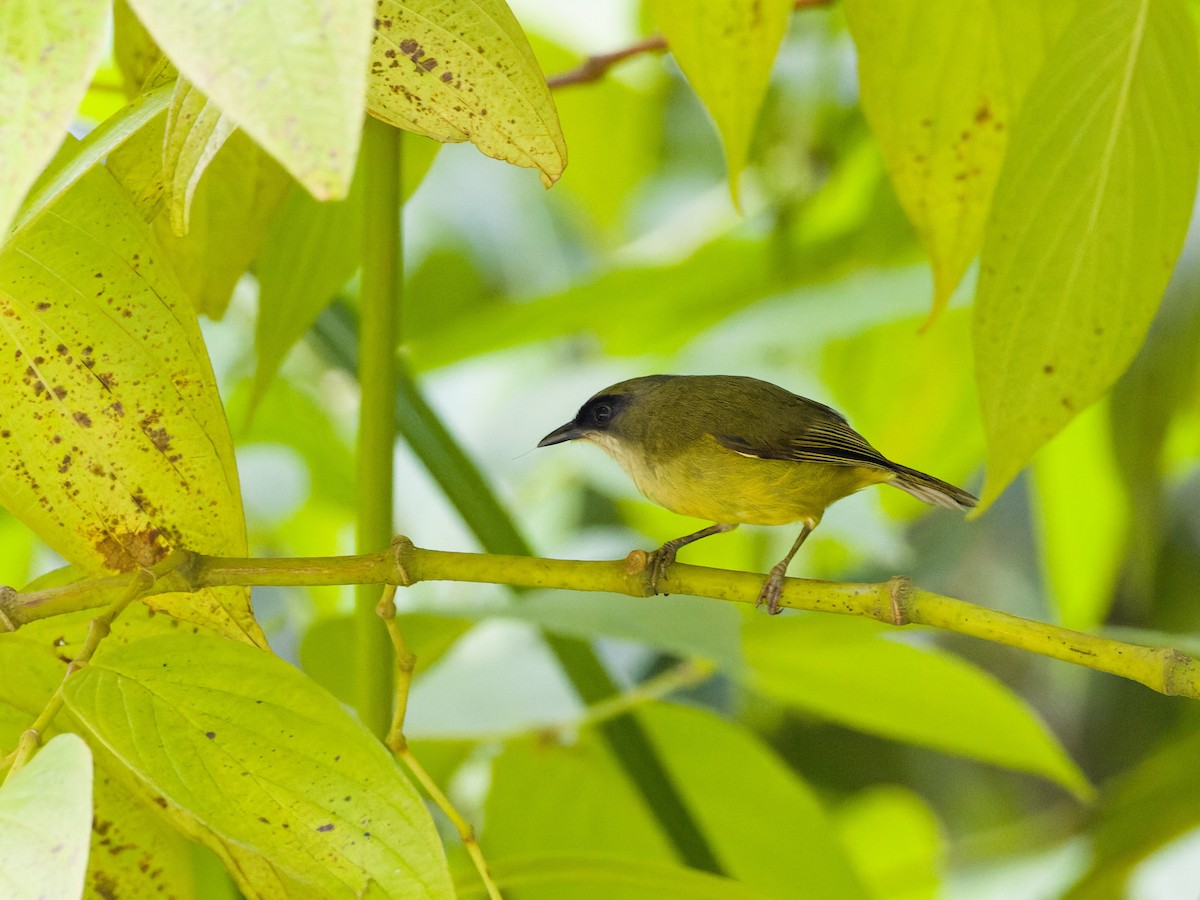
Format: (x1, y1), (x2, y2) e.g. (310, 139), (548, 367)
(546, 0), (833, 90)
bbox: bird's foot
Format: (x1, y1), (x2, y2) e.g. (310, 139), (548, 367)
(647, 544), (679, 595)
(755, 566), (787, 615)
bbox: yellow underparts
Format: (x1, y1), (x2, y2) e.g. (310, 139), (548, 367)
(592, 433), (892, 526)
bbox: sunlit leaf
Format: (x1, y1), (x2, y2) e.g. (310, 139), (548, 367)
(1033, 400), (1127, 630)
(822, 309), (983, 518)
(63, 632), (455, 898)
(974, 0), (1200, 507)
(648, 0), (791, 207)
(846, 0), (1075, 319)
(124, 0), (374, 199)
(0, 158), (264, 646)
(112, 0), (162, 95)
(252, 178), (363, 409)
(834, 786), (942, 900)
(162, 79), (236, 236)
(88, 759), (198, 899)
(368, 0), (566, 187)
(0, 734), (93, 900)
(9, 83), (174, 240)
(743, 615), (1091, 797)
(457, 855), (772, 899)
(0, 0), (109, 242)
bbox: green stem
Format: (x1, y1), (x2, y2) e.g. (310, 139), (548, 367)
(355, 120), (403, 736)
(8, 545), (1200, 698)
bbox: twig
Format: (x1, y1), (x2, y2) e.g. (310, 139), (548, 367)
(1, 569), (154, 781)
(376, 582), (502, 900)
(546, 0), (834, 90)
(3, 537), (1200, 699)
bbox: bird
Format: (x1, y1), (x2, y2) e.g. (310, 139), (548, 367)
(538, 374), (976, 614)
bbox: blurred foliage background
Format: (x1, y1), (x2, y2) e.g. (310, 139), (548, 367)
(5, 1), (1200, 897)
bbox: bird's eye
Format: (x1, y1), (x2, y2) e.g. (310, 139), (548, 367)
(592, 403), (612, 425)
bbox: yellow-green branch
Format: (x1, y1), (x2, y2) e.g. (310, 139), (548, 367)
(2, 538), (1198, 699)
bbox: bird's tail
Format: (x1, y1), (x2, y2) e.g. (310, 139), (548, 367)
(887, 464), (977, 511)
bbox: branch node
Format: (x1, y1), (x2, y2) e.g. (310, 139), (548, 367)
(0, 587), (17, 632)
(1161, 649), (1196, 698)
(624, 549), (656, 597)
(389, 536), (415, 586)
(886, 576), (913, 625)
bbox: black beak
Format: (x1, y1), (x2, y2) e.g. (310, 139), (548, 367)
(538, 421), (587, 447)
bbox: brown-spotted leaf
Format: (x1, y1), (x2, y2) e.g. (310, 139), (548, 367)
(0, 153), (264, 646)
(368, 0), (566, 187)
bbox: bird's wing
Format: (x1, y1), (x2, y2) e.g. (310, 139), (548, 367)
(712, 402), (892, 470)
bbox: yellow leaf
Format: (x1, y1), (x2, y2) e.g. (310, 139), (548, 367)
(125, 0), (375, 200)
(648, 0), (791, 208)
(846, 0), (1076, 321)
(0, 0), (109, 241)
(368, 0), (566, 187)
(0, 157), (265, 646)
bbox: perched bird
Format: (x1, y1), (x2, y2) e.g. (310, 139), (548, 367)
(538, 374), (976, 613)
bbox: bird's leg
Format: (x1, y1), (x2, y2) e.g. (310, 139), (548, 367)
(649, 523), (737, 593)
(757, 518), (818, 615)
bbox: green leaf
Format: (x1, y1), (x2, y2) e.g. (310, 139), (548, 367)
(821, 309), (983, 518)
(162, 78), (236, 237)
(62, 632), (455, 898)
(648, 0), (791, 207)
(487, 703), (869, 899)
(743, 615), (1091, 798)
(458, 855), (773, 900)
(1033, 400), (1128, 630)
(124, 0), (375, 200)
(368, 0), (566, 187)
(974, 0), (1200, 507)
(834, 786), (942, 900)
(0, 734), (93, 900)
(846, 0), (1074, 319)
(252, 178), (363, 408)
(0, 0), (109, 241)
(1065, 728), (1200, 899)
(0, 158), (264, 646)
(9, 83), (174, 240)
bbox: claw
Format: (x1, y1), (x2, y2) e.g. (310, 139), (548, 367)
(756, 567), (786, 615)
(647, 545), (678, 595)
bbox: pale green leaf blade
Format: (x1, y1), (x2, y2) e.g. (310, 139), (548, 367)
(162, 79), (236, 237)
(252, 178), (363, 408)
(0, 734), (93, 900)
(845, 0), (1049, 318)
(458, 855), (772, 900)
(834, 787), (942, 900)
(744, 615), (1091, 797)
(0, 159), (264, 646)
(487, 704), (868, 899)
(368, 0), (566, 187)
(0, 0), (109, 241)
(8, 83), (174, 240)
(648, 0), (791, 206)
(89, 759), (198, 899)
(62, 633), (454, 898)
(125, 0), (375, 200)
(1033, 400), (1128, 630)
(974, 0), (1200, 506)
